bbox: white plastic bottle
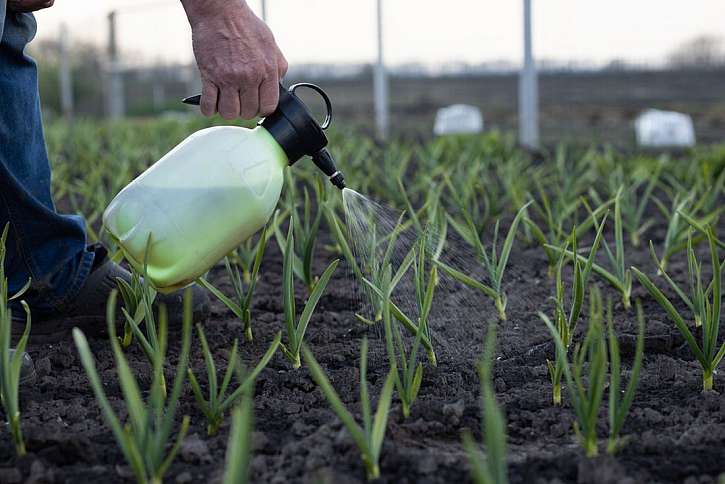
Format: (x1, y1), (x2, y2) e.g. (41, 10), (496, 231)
(103, 83), (345, 292)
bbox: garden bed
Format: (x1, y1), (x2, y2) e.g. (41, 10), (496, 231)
(4, 221), (724, 484)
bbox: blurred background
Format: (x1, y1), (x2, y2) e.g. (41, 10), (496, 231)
(31, 0), (725, 147)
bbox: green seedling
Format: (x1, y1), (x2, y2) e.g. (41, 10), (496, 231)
(302, 339), (395, 481)
(222, 389), (255, 484)
(462, 323), (508, 484)
(543, 287), (607, 457)
(589, 163), (662, 248)
(73, 289), (193, 484)
(544, 288), (645, 457)
(115, 269), (144, 348)
(397, 177), (449, 259)
(633, 227), (722, 391)
(444, 165), (490, 228)
(677, 210), (725, 251)
(552, 223), (606, 349)
(524, 196), (610, 279)
(372, 250), (421, 418)
(389, 318), (424, 419)
(358, 252), (437, 368)
(618, 166), (661, 248)
(438, 201), (531, 321)
(188, 325), (280, 435)
(524, 188), (574, 278)
(524, 170), (586, 275)
(588, 190), (632, 309)
(607, 299), (645, 454)
(324, 205), (364, 282)
(280, 218), (339, 368)
(355, 211), (409, 323)
(359, 236), (436, 417)
(645, 232), (722, 328)
(119, 252), (168, 396)
(116, 271), (156, 348)
(549, 192), (632, 309)
(115, 235), (157, 348)
(652, 192), (698, 273)
(274, 176), (325, 292)
(228, 223), (275, 285)
(523, 145), (605, 274)
(651, 191), (720, 274)
(0, 224), (32, 456)
(688, 158), (725, 216)
(495, 152), (531, 224)
(362, 141), (413, 206)
(538, 221), (605, 405)
(412, 235), (437, 364)
(199, 226), (268, 341)
(326, 206), (437, 365)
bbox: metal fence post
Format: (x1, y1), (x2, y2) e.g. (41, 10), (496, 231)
(59, 23), (74, 119)
(519, 0), (539, 148)
(374, 0), (389, 140)
(106, 11), (125, 119)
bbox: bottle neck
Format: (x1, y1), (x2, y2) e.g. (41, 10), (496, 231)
(256, 125), (291, 168)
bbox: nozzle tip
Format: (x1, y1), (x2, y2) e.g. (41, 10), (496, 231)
(330, 171), (345, 190)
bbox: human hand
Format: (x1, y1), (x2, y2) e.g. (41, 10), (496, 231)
(8, 0), (55, 13)
(182, 0), (288, 120)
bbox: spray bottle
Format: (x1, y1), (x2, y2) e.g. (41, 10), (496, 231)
(103, 83), (345, 292)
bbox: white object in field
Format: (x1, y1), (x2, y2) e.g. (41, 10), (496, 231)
(433, 105), (484, 136)
(635, 109), (696, 148)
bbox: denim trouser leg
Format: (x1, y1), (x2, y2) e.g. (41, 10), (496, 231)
(0, 11), (94, 312)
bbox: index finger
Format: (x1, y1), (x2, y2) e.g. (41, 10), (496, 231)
(258, 76), (280, 117)
(200, 80), (219, 117)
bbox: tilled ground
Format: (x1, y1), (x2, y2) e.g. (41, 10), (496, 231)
(1, 221), (724, 484)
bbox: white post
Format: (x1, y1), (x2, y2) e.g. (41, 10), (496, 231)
(107, 11), (125, 119)
(374, 0), (389, 140)
(519, 0), (539, 148)
(261, 0), (267, 22)
(58, 23), (74, 119)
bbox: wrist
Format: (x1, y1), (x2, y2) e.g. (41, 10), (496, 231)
(182, 0), (250, 29)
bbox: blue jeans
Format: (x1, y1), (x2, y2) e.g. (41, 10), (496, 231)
(0, 9), (94, 312)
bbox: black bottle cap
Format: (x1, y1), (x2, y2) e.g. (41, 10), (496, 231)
(260, 83), (332, 165)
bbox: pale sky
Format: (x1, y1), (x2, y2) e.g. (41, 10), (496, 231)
(33, 0), (725, 66)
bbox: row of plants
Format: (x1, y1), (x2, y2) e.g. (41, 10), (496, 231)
(13, 119), (721, 481)
(4, 195), (720, 481)
(46, 119), (724, 256)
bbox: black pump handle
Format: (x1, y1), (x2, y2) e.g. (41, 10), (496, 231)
(181, 83), (332, 130)
(288, 83), (332, 130)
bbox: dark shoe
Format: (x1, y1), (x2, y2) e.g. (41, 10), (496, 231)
(15, 246), (210, 342)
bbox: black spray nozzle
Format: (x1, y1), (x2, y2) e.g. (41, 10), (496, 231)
(312, 148), (345, 190)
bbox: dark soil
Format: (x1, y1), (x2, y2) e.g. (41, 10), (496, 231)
(2, 219), (725, 484)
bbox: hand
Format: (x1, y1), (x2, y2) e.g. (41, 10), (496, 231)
(8, 0), (54, 12)
(183, 0), (288, 120)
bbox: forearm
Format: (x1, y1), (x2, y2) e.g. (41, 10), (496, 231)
(181, 0), (250, 28)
